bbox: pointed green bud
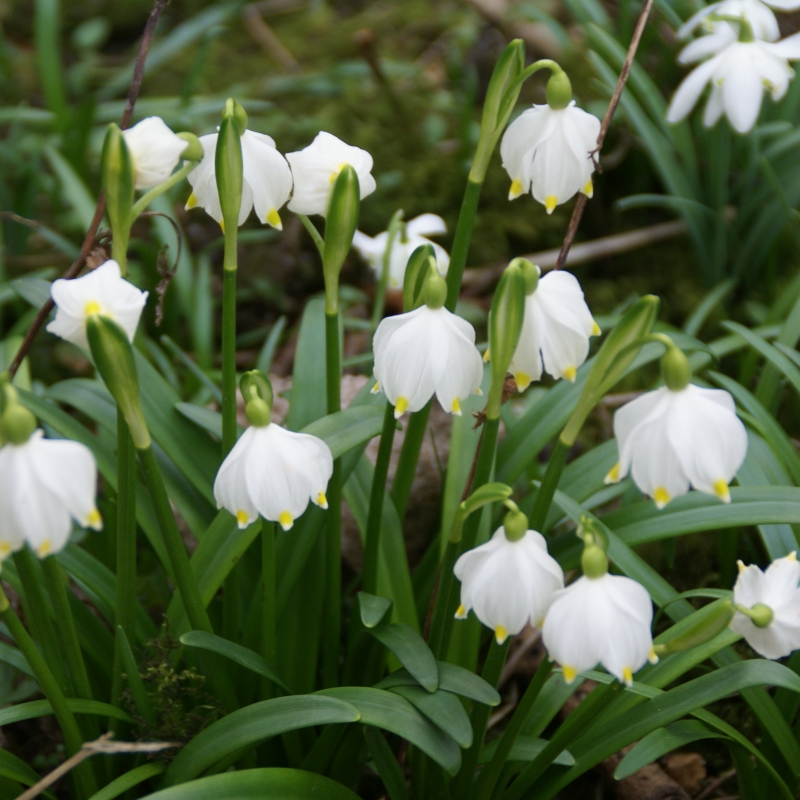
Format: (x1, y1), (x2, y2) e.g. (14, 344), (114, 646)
(653, 598), (735, 657)
(504, 508), (529, 542)
(101, 123), (135, 267)
(661, 345), (691, 391)
(487, 259), (526, 418)
(581, 542), (608, 579)
(450, 482), (513, 543)
(216, 99), (244, 240)
(403, 245), (435, 312)
(224, 98), (248, 136)
(1, 402), (37, 445)
(86, 315), (151, 450)
(177, 132), (204, 162)
(241, 370), (273, 427)
(423, 267), (447, 310)
(562, 295), (660, 445)
(545, 68), (572, 110)
(323, 165), (361, 314)
(517, 259), (540, 295)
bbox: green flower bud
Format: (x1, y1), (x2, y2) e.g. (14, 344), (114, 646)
(653, 599), (735, 657)
(1, 402), (37, 445)
(450, 482), (513, 543)
(177, 132), (204, 162)
(86, 315), (151, 450)
(226, 98), (248, 136)
(545, 68), (572, 110)
(517, 258), (540, 295)
(216, 99), (244, 238)
(581, 542), (609, 579)
(101, 123), (135, 267)
(661, 345), (691, 391)
(403, 244), (435, 312)
(423, 268), (447, 310)
(323, 165), (361, 313)
(487, 260), (526, 418)
(748, 602), (774, 628)
(504, 508), (529, 542)
(241, 370), (273, 427)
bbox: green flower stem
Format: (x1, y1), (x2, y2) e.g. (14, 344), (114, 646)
(501, 681), (623, 800)
(370, 210), (404, 332)
(13, 548), (71, 695)
(529, 436), (571, 532)
(362, 402), (397, 595)
(130, 161), (198, 219)
(221, 240), (238, 458)
(0, 589), (97, 799)
(473, 657), (554, 800)
(137, 444), (239, 712)
(450, 638), (510, 799)
(323, 309), (343, 688)
(298, 214), (325, 258)
(110, 232), (129, 277)
(445, 178), (483, 312)
(389, 398), (432, 522)
(427, 537), (461, 660)
(262, 520), (277, 699)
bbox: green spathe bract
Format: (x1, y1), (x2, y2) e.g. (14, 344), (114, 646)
(216, 99), (244, 236)
(101, 123), (135, 268)
(323, 164), (361, 313)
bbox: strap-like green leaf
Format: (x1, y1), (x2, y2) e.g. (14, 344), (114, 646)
(88, 763), (165, 800)
(359, 592), (393, 628)
(0, 699), (132, 727)
(376, 662), (501, 706)
(0, 749), (44, 788)
(390, 685), (472, 748)
(480, 736), (574, 767)
(367, 623), (438, 693)
(364, 726), (409, 800)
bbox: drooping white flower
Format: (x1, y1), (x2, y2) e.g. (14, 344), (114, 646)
(214, 423), (333, 531)
(47, 259), (148, 351)
(730, 553), (800, 659)
(186, 130), (293, 229)
(508, 267), (599, 391)
(454, 526), (564, 643)
(606, 384), (748, 509)
(0, 430), (101, 559)
(372, 304), (484, 418)
(542, 572), (656, 686)
(500, 102), (601, 214)
(122, 117), (189, 190)
(352, 214), (450, 288)
(286, 132), (376, 217)
(666, 34), (800, 133)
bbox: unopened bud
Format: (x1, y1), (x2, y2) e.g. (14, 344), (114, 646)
(177, 132), (203, 162)
(223, 97), (248, 136)
(661, 345), (691, 391)
(216, 100), (244, 236)
(654, 599), (735, 657)
(403, 245), (435, 312)
(323, 165), (360, 294)
(101, 123), (135, 263)
(517, 259), (540, 295)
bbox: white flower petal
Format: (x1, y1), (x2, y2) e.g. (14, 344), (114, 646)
(667, 55), (723, 124)
(123, 117), (188, 189)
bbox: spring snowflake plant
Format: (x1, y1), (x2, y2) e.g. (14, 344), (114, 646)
(5, 23), (800, 800)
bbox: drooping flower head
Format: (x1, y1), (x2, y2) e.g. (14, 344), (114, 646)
(605, 344), (748, 508)
(542, 531), (656, 686)
(214, 372), (333, 531)
(730, 553), (800, 659)
(508, 263), (599, 391)
(371, 265), (483, 418)
(122, 117), (190, 190)
(353, 214), (450, 288)
(187, 128), (293, 229)
(286, 132), (376, 217)
(47, 259), (149, 351)
(454, 508), (564, 644)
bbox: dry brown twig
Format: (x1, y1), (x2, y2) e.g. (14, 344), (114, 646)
(8, 0), (171, 379)
(16, 733), (180, 800)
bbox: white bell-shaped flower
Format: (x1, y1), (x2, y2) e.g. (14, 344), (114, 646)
(666, 34), (800, 134)
(122, 117), (189, 190)
(214, 423), (333, 531)
(372, 272), (483, 418)
(606, 383), (748, 509)
(0, 430), (101, 559)
(286, 132), (376, 217)
(508, 267), (599, 391)
(186, 130), (293, 229)
(730, 553), (800, 659)
(454, 523), (564, 644)
(543, 570), (656, 686)
(500, 101), (600, 214)
(47, 259), (148, 351)
(352, 214), (450, 288)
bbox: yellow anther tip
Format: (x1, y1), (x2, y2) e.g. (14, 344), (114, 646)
(371, 382), (380, 394)
(583, 179), (594, 198)
(483, 348), (491, 363)
(185, 192), (198, 210)
(605, 462), (621, 485)
(622, 667), (633, 686)
(84, 300), (101, 316)
(455, 604), (467, 619)
(316, 491), (328, 509)
(219, 219), (225, 233)
(562, 665), (577, 684)
(494, 625), (508, 644)
(713, 479), (731, 503)
(544, 196), (558, 214)
(37, 540), (51, 557)
(653, 487), (671, 509)
(509, 178), (524, 200)
(236, 510), (250, 528)
(451, 397), (461, 416)
(514, 372), (531, 392)
(737, 559), (746, 573)
(648, 648), (659, 664)
(563, 366), (577, 382)
(266, 208), (282, 229)
(592, 321), (601, 336)
(789, 551), (798, 561)
(86, 508), (103, 530)
(394, 397), (409, 418)
(278, 511), (293, 531)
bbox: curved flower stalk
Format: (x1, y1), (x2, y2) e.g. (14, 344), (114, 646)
(500, 67), (600, 214)
(187, 127), (293, 229)
(47, 259), (148, 351)
(508, 263), (599, 391)
(731, 553), (800, 658)
(667, 31), (800, 133)
(353, 213), (450, 288)
(371, 266), (483, 418)
(214, 374), (333, 531)
(454, 509), (564, 644)
(286, 131), (376, 217)
(543, 537), (656, 686)
(122, 116), (191, 189)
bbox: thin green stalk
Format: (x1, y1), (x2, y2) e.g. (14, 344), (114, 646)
(0, 590), (97, 798)
(473, 658), (554, 800)
(323, 310), (342, 688)
(130, 161), (198, 219)
(390, 399), (431, 522)
(298, 213), (325, 257)
(450, 638), (510, 799)
(370, 211), (403, 332)
(445, 178), (483, 312)
(111, 234), (128, 277)
(13, 548), (71, 696)
(262, 521), (277, 699)
(501, 682), (623, 800)
(137, 445), (239, 712)
(362, 402), (397, 595)
(427, 538), (461, 661)
(529, 437), (570, 532)
(221, 247), (238, 458)
(459, 417), (501, 554)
